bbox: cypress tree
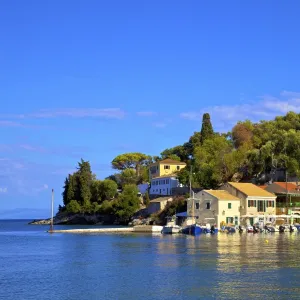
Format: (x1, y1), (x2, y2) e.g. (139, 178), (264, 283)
(62, 177), (69, 206)
(67, 174), (75, 203)
(200, 113), (214, 144)
(77, 159), (92, 208)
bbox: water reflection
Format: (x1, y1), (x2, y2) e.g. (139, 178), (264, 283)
(2, 223), (300, 299)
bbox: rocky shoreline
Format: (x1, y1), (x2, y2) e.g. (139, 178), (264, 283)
(29, 211), (157, 226)
(29, 212), (155, 226)
(29, 213), (116, 225)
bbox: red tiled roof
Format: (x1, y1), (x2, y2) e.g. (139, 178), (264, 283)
(274, 182), (299, 192)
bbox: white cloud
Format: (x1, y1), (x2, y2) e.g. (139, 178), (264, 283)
(0, 108), (126, 120)
(180, 91), (300, 131)
(0, 187), (7, 193)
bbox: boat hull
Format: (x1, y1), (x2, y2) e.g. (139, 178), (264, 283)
(182, 225), (201, 235)
(162, 226), (181, 234)
(182, 225), (218, 235)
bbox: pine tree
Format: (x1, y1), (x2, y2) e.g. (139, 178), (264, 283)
(200, 113), (214, 144)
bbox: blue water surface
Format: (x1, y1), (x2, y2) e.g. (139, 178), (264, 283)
(1, 220), (300, 300)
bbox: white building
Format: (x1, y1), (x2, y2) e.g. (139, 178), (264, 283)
(149, 175), (181, 196)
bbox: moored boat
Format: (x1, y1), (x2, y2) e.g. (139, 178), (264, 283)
(181, 224), (202, 235)
(162, 224), (181, 234)
(162, 215), (181, 234)
(246, 225), (254, 233)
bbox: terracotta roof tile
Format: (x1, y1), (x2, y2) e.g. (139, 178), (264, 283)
(274, 182), (299, 192)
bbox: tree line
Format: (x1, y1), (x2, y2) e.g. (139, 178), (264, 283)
(106, 111), (300, 189)
(61, 159), (141, 223)
(61, 111), (300, 220)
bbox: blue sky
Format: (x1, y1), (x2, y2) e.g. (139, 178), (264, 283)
(1, 0), (300, 217)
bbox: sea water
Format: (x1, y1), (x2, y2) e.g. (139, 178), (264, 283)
(1, 220), (300, 299)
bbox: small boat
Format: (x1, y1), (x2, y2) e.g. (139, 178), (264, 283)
(162, 224), (181, 234)
(161, 216), (181, 234)
(246, 225), (254, 233)
(283, 223), (297, 233)
(222, 226), (236, 233)
(181, 224), (202, 235)
(294, 224), (300, 232)
(264, 223), (279, 232)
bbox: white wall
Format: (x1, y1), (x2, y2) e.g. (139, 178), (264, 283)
(149, 177), (179, 196)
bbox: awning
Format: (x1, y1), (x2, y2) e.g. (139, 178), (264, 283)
(176, 212), (187, 217)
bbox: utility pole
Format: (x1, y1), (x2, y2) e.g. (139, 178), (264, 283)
(285, 169), (289, 211)
(50, 189), (54, 233)
(189, 165), (192, 198)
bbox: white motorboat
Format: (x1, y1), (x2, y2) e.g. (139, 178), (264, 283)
(162, 224), (181, 234)
(162, 216), (181, 234)
(264, 223), (279, 232)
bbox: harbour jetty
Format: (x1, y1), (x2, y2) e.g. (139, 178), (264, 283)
(48, 225), (163, 234)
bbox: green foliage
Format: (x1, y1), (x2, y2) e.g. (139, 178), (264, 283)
(200, 113), (214, 144)
(161, 146), (188, 162)
(61, 111), (300, 219)
(120, 168), (138, 186)
(66, 200), (82, 213)
(105, 173), (122, 188)
(77, 159), (92, 206)
(113, 184), (140, 222)
(154, 196), (187, 225)
(100, 179), (118, 200)
(111, 152), (151, 176)
(90, 179), (118, 204)
(98, 200), (114, 214)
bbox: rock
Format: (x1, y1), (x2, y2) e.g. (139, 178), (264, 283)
(29, 213), (116, 225)
(29, 219), (51, 225)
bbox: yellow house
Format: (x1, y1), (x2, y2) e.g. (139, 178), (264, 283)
(222, 182), (277, 226)
(187, 190), (240, 228)
(149, 158), (186, 179)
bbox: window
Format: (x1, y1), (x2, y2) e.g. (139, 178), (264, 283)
(266, 201), (274, 208)
(257, 200), (265, 212)
(206, 202), (211, 209)
(228, 203), (232, 209)
(166, 179), (169, 184)
(177, 166), (180, 170)
(248, 200), (257, 207)
(226, 217), (234, 224)
(234, 216), (238, 225)
(195, 203), (199, 209)
(164, 165), (170, 169)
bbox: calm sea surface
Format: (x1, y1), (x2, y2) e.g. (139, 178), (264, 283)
(1, 220), (300, 300)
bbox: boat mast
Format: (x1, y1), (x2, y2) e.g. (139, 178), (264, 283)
(50, 189), (54, 233)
